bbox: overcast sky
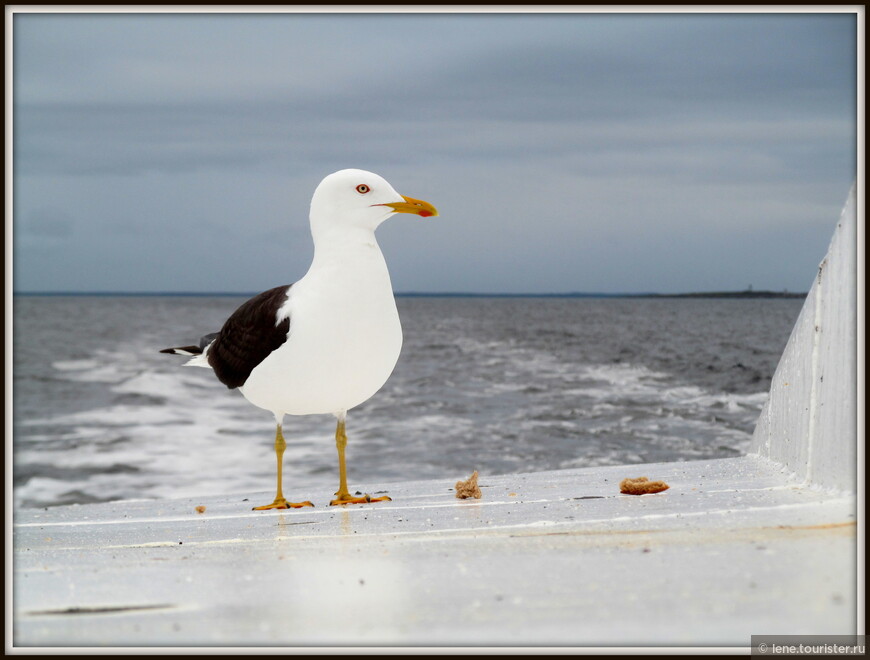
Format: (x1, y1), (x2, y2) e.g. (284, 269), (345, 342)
(11, 10), (858, 294)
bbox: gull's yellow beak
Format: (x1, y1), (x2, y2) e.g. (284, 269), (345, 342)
(377, 195), (438, 218)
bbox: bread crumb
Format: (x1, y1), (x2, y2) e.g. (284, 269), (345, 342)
(195, 505), (207, 514)
(620, 477), (669, 495)
(455, 471), (482, 499)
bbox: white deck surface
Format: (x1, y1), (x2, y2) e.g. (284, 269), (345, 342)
(12, 455), (857, 648)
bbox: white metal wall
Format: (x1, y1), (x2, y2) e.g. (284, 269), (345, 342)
(750, 184), (858, 492)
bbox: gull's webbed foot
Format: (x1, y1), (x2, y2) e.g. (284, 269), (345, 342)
(253, 497), (314, 511)
(329, 493), (392, 506)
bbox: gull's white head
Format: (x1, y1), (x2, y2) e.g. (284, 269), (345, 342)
(309, 169), (438, 241)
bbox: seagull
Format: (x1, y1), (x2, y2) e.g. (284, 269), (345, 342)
(160, 169), (438, 509)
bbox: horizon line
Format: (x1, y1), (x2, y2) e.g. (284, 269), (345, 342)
(11, 289), (808, 299)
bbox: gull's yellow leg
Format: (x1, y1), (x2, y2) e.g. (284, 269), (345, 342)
(253, 424), (314, 511)
(330, 417), (391, 506)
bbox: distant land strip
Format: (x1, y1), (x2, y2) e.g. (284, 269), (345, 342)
(13, 290), (808, 299)
(400, 290), (808, 299)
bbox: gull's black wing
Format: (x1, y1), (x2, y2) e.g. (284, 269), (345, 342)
(206, 285), (292, 389)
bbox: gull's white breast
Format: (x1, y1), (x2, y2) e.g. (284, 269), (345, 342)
(239, 241), (402, 417)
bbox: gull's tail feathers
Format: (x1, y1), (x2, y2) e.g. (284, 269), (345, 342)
(160, 332), (218, 368)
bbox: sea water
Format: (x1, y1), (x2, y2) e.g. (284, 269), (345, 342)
(11, 295), (803, 509)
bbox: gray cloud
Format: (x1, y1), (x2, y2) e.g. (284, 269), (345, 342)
(19, 208), (75, 238)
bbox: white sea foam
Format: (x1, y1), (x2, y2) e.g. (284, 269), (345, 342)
(52, 359), (102, 371)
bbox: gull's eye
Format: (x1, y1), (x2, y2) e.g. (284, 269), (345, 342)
(356, 184), (370, 194)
